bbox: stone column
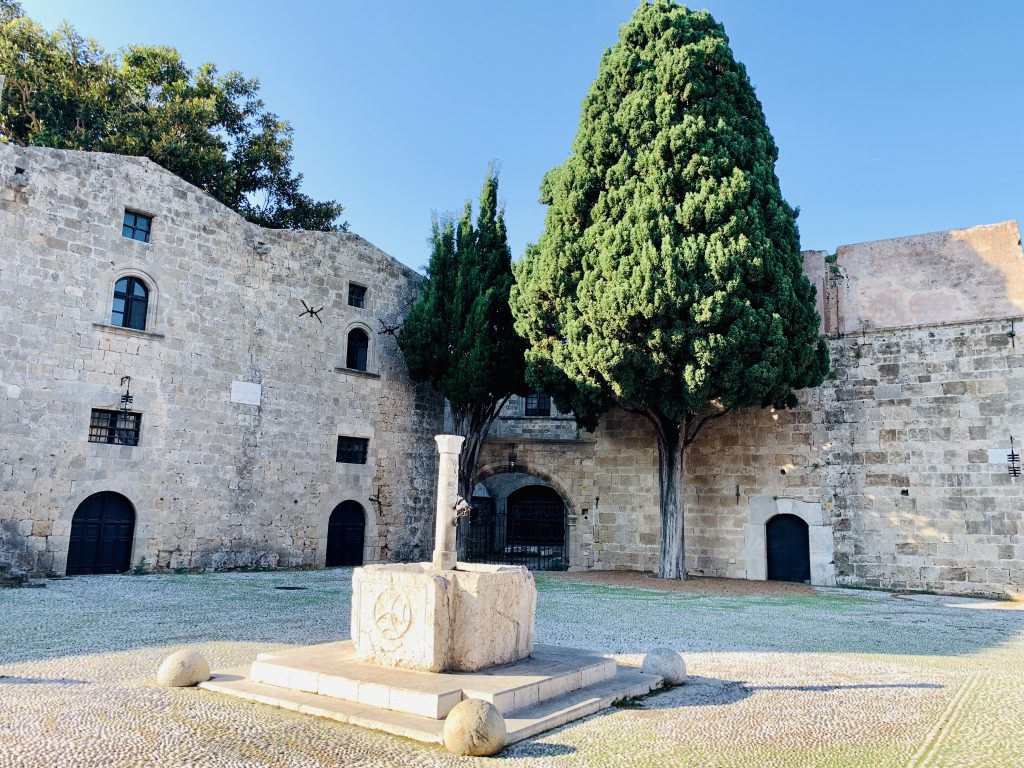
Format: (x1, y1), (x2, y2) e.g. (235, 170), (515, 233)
(431, 434), (465, 571)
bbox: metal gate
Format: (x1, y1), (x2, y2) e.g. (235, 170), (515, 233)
(67, 492), (135, 575)
(463, 485), (567, 571)
(766, 513), (810, 583)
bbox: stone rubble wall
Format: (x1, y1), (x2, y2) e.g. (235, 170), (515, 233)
(483, 318), (1024, 598)
(0, 145), (443, 574)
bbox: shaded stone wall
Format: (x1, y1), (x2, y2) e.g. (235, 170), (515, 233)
(0, 145), (443, 575)
(482, 223), (1024, 598)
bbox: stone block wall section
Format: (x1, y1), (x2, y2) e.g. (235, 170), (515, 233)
(0, 145), (443, 575)
(482, 223), (1024, 598)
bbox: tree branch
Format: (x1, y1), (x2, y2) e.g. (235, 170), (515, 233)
(683, 406), (733, 447)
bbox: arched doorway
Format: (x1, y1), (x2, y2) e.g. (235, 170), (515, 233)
(66, 492), (135, 575)
(766, 514), (810, 583)
(504, 485), (566, 570)
(326, 501), (366, 567)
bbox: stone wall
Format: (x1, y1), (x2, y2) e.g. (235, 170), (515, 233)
(481, 223), (1024, 598)
(0, 145), (443, 575)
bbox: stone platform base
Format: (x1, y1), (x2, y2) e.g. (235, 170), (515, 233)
(200, 641), (661, 746)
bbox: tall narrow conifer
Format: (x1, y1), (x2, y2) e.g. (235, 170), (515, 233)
(399, 173), (528, 503)
(511, 1), (828, 578)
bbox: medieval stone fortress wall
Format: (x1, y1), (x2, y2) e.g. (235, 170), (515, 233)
(482, 221), (1024, 598)
(0, 144), (443, 577)
(1, 144), (1022, 599)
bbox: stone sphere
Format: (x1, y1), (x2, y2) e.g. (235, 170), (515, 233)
(442, 698), (506, 756)
(156, 649), (211, 687)
(642, 647), (687, 686)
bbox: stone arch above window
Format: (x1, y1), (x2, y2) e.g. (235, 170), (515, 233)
(106, 268), (159, 332)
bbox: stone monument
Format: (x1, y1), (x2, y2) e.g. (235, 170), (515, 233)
(200, 435), (663, 753)
(350, 435), (536, 672)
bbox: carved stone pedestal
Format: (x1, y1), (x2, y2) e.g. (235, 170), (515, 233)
(351, 562), (536, 673)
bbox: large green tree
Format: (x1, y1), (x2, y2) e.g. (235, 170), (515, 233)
(511, 1), (828, 578)
(398, 173), (528, 503)
(0, 3), (343, 230)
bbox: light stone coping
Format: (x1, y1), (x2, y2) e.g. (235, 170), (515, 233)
(200, 646), (659, 746)
(247, 640), (615, 719)
(743, 496), (836, 586)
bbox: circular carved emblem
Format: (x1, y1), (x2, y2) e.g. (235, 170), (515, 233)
(373, 588), (412, 641)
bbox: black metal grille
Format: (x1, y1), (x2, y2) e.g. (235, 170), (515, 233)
(462, 487), (567, 571)
(336, 436), (369, 464)
(88, 409), (141, 446)
(348, 283), (366, 308)
(122, 210), (152, 242)
(524, 393), (551, 417)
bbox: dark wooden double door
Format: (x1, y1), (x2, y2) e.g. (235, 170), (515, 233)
(766, 513), (811, 583)
(326, 501), (365, 567)
(67, 492), (135, 575)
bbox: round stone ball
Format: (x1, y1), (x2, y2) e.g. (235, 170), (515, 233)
(156, 649), (211, 687)
(443, 698), (507, 756)
(642, 647), (687, 686)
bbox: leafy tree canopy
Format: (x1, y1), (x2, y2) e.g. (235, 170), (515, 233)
(513, 0), (827, 430)
(398, 172), (528, 498)
(0, 4), (344, 231)
(511, 0), (828, 577)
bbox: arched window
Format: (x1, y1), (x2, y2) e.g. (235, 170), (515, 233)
(347, 328), (369, 371)
(112, 276), (149, 330)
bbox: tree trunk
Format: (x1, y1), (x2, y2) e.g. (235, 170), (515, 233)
(450, 396), (510, 505)
(651, 414), (687, 579)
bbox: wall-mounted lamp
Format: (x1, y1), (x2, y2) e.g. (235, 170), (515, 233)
(594, 496), (600, 510)
(507, 449), (518, 472)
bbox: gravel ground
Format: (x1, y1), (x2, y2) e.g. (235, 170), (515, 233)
(1, 569), (1022, 768)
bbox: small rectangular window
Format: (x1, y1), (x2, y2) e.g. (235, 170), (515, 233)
(337, 436), (369, 464)
(348, 283), (367, 308)
(88, 409), (141, 446)
(122, 210), (152, 243)
(525, 393), (551, 417)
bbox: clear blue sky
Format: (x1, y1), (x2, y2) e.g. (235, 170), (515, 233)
(23, 0), (1024, 270)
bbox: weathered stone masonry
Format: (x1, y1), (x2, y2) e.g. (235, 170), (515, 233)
(482, 222), (1024, 598)
(0, 145), (443, 575)
(1, 145), (1021, 599)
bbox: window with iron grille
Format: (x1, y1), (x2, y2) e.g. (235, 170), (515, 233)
(524, 393), (551, 417)
(348, 283), (367, 308)
(111, 276), (149, 330)
(337, 436), (369, 464)
(88, 409), (142, 446)
(122, 210), (152, 243)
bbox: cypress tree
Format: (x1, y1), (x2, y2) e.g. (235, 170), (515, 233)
(399, 172), (528, 503)
(511, 1), (828, 578)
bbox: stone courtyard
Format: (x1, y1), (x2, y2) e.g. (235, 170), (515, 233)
(2, 570), (1022, 768)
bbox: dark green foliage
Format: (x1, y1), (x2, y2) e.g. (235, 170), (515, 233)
(399, 173), (528, 498)
(511, 1), (828, 577)
(0, 9), (343, 231)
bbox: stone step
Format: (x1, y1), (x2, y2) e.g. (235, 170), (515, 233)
(199, 665), (660, 746)
(249, 641), (617, 719)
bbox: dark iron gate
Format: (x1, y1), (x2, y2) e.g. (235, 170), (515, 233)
(66, 492), (135, 575)
(326, 500), (366, 567)
(766, 513), (811, 583)
(463, 485), (567, 571)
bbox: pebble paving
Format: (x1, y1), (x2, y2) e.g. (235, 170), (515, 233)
(1, 570), (1023, 767)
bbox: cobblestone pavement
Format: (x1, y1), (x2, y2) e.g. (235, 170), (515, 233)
(1, 570), (1022, 768)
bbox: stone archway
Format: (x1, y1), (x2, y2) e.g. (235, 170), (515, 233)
(765, 513), (811, 583)
(464, 468), (571, 571)
(66, 492), (136, 575)
(743, 496), (836, 586)
(326, 501), (366, 567)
